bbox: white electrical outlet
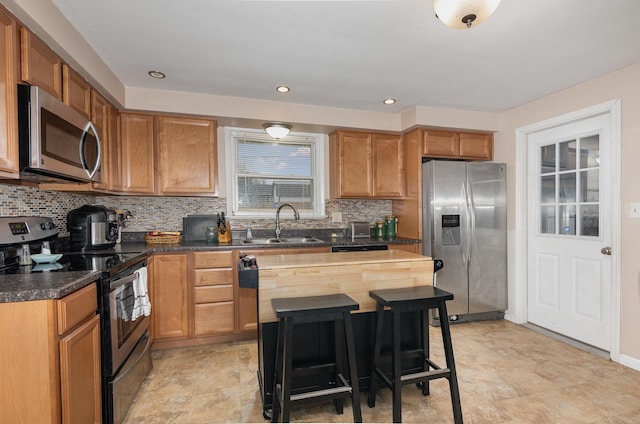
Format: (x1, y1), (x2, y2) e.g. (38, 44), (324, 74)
(630, 203), (640, 218)
(332, 212), (342, 223)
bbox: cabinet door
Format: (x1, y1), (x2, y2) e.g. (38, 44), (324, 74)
(151, 254), (189, 340)
(62, 64), (90, 118)
(120, 113), (155, 194)
(20, 28), (62, 99)
(59, 314), (102, 424)
(90, 89), (110, 190)
(373, 133), (403, 197)
(194, 302), (234, 336)
(331, 131), (373, 197)
(107, 103), (122, 191)
(423, 130), (459, 157)
(0, 9), (19, 178)
(156, 116), (218, 195)
(459, 132), (493, 160)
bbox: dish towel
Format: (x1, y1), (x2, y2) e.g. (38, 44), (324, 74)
(131, 266), (151, 320)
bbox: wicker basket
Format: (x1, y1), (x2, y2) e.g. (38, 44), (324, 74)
(144, 233), (183, 244)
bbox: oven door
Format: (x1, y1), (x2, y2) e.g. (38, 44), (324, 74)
(109, 267), (150, 373)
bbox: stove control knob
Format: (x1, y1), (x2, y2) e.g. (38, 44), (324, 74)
(40, 222), (54, 230)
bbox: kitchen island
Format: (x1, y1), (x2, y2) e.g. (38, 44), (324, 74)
(254, 250), (434, 416)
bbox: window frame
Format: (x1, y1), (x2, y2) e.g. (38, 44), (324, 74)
(224, 127), (326, 219)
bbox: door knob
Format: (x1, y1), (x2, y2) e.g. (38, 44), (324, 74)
(601, 247), (612, 255)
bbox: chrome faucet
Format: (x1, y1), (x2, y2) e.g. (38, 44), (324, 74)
(275, 203), (300, 239)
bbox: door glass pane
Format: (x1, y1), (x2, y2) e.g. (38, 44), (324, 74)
(559, 140), (577, 171)
(540, 205), (555, 234)
(579, 135), (600, 169)
(580, 169), (599, 202)
(559, 173), (576, 203)
(580, 205), (599, 236)
(540, 144), (556, 173)
(559, 205), (576, 235)
(540, 175), (555, 203)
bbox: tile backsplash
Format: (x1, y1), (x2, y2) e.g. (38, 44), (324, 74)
(0, 183), (393, 235)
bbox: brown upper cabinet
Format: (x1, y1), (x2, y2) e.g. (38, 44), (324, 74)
(156, 116), (218, 196)
(119, 113), (219, 196)
(422, 129), (493, 160)
(0, 9), (19, 178)
(91, 89), (123, 192)
(120, 113), (155, 194)
(20, 27), (62, 100)
(63, 64), (91, 118)
(329, 130), (403, 199)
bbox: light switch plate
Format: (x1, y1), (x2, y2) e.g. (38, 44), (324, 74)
(630, 203), (640, 218)
(332, 212), (342, 223)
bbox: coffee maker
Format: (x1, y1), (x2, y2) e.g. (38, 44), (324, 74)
(67, 205), (119, 250)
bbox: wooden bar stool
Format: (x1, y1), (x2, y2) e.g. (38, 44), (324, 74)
(271, 293), (362, 423)
(367, 285), (462, 424)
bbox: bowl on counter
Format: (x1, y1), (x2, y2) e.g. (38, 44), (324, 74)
(31, 253), (63, 264)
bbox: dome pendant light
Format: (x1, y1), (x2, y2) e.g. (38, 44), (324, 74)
(433, 0), (502, 29)
(263, 123), (291, 139)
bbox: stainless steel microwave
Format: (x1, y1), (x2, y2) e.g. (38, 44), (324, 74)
(17, 84), (102, 183)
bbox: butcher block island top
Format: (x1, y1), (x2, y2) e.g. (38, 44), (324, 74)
(258, 250), (434, 323)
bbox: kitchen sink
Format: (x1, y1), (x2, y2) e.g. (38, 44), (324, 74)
(241, 237), (325, 245)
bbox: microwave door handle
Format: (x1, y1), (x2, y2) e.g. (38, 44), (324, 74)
(79, 121), (102, 179)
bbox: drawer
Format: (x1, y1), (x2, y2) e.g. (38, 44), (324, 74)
(193, 251), (234, 268)
(194, 285), (233, 303)
(57, 283), (98, 335)
(194, 268), (233, 286)
(194, 302), (234, 336)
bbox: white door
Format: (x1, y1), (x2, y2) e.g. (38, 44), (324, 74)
(527, 113), (612, 351)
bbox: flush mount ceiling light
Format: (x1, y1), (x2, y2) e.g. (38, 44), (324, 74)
(276, 85), (290, 93)
(383, 98), (396, 105)
(433, 0), (502, 29)
(148, 70), (166, 79)
(263, 123), (291, 139)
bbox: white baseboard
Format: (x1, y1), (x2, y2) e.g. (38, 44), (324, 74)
(618, 354), (640, 371)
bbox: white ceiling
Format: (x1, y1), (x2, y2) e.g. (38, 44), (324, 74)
(49, 0), (640, 114)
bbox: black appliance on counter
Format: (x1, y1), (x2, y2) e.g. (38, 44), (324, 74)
(0, 216), (152, 424)
(68, 204), (119, 251)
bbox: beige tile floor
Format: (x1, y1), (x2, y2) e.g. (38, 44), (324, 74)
(123, 320), (640, 423)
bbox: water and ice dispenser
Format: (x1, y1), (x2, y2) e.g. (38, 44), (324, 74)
(441, 215), (460, 246)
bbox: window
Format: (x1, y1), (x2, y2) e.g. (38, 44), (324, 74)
(225, 128), (325, 218)
(538, 134), (600, 237)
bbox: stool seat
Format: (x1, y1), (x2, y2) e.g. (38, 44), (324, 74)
(368, 285), (463, 423)
(271, 293), (362, 423)
(272, 293), (359, 318)
(369, 285), (454, 309)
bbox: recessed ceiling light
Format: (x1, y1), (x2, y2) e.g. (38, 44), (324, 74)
(276, 85), (290, 93)
(383, 98), (396, 105)
(148, 70), (166, 79)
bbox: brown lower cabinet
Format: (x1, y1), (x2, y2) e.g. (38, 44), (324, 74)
(150, 247), (331, 349)
(0, 283), (102, 424)
(150, 253), (189, 341)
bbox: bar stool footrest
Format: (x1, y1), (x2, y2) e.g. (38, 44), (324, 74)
(401, 368), (450, 383)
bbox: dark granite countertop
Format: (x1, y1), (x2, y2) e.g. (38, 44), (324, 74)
(142, 236), (419, 252)
(0, 270), (102, 303)
(0, 234), (420, 304)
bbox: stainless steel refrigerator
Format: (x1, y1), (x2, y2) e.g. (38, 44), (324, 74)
(422, 160), (507, 323)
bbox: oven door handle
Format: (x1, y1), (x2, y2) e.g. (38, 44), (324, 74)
(110, 272), (138, 291)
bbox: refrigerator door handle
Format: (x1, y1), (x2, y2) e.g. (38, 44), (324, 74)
(461, 181), (470, 267)
(467, 180), (476, 267)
